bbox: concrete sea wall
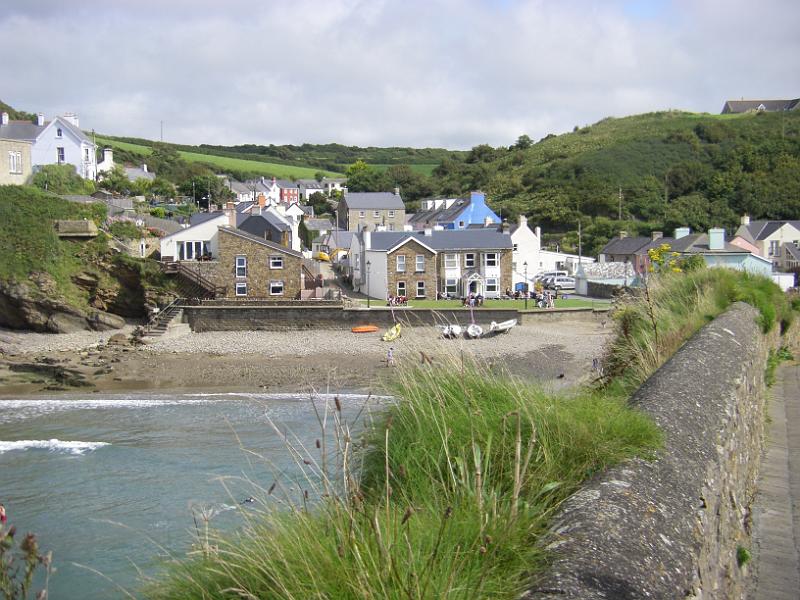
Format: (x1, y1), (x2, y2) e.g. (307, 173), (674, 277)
(524, 302), (779, 600)
(182, 304), (609, 332)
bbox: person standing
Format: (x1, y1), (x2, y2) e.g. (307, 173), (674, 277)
(387, 347), (395, 367)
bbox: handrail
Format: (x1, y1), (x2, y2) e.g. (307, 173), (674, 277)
(142, 297), (185, 334)
(172, 261), (225, 297)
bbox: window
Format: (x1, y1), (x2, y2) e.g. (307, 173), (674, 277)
(235, 255), (247, 277)
(444, 253), (457, 269)
(359, 210), (366, 218)
(388, 210), (395, 218)
(270, 280), (284, 295)
(513, 243), (518, 251)
(373, 210), (380, 218)
(235, 282), (248, 296)
(56, 128), (62, 138)
(415, 255), (425, 272)
(180, 241), (206, 260)
(465, 253), (475, 268)
(416, 281), (426, 297)
(445, 278), (458, 295)
(8, 151), (22, 174)
(486, 278), (498, 293)
(396, 281), (406, 296)
(84, 148), (90, 161)
(56, 147), (65, 163)
(458, 221), (465, 228)
(396, 254), (406, 272)
(484, 253), (498, 267)
(769, 240), (780, 256)
(270, 256), (284, 269)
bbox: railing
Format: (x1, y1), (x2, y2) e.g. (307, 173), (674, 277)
(175, 262), (226, 298)
(141, 297), (184, 335)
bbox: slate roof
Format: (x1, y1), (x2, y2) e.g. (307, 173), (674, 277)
(242, 212), (290, 232)
(228, 180), (251, 194)
(735, 220), (800, 242)
(670, 233), (749, 254)
(0, 116), (91, 143)
(306, 218), (333, 231)
(408, 197), (475, 226)
(784, 243), (800, 261)
(275, 179), (297, 189)
(324, 229), (357, 250)
(600, 237), (652, 255)
(188, 211), (247, 227)
(722, 99), (800, 113)
(124, 166), (156, 182)
(344, 191), (405, 210)
(219, 227), (303, 257)
(365, 229), (512, 252)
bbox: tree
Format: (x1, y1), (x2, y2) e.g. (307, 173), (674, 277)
(512, 134), (533, 150)
(344, 160), (389, 192)
(308, 191), (331, 215)
(149, 177), (176, 200)
(98, 165), (131, 194)
(298, 219), (313, 249)
(31, 164), (95, 194)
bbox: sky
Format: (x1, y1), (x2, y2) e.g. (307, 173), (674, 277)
(1, 0), (798, 150)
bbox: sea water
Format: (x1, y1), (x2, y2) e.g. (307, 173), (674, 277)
(0, 391), (385, 599)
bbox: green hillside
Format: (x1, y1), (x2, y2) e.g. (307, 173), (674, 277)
(95, 136), (342, 179)
(429, 110), (800, 253)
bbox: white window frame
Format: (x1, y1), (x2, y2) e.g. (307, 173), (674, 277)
(269, 255), (284, 269)
(396, 254), (406, 272)
(235, 255), (247, 277)
(444, 253), (457, 269)
(465, 253), (475, 268)
(56, 128), (63, 138)
(181, 240), (205, 260)
(416, 280), (426, 298)
(415, 255), (425, 272)
(269, 280), (284, 296)
(484, 253), (498, 267)
(8, 151), (22, 174)
(373, 210), (380, 218)
(56, 147), (65, 163)
(445, 278), (458, 294)
(388, 210), (395, 218)
(769, 240), (780, 256)
(396, 281), (406, 296)
(359, 210), (366, 218)
(235, 282), (248, 296)
(486, 278), (498, 293)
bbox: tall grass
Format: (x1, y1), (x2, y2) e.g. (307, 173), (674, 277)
(146, 360), (661, 599)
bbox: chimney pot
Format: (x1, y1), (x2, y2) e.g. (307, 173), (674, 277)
(424, 228), (433, 237)
(741, 214), (750, 226)
(484, 216), (492, 227)
(501, 219), (510, 234)
(37, 113), (44, 127)
(651, 231), (663, 241)
(708, 227), (725, 251)
(619, 231), (628, 239)
(394, 187), (400, 196)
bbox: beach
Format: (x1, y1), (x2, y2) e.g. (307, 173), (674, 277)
(0, 319), (612, 396)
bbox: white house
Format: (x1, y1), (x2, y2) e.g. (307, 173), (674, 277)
(159, 212), (229, 261)
(0, 111), (97, 179)
(510, 215), (594, 288)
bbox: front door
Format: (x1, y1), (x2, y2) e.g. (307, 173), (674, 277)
(468, 280), (482, 295)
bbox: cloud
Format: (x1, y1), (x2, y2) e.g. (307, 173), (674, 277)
(0, 0), (798, 149)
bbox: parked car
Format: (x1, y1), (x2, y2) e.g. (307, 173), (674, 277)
(546, 276), (575, 290)
(536, 270), (568, 282)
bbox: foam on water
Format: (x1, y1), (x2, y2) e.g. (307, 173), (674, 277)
(0, 439), (109, 454)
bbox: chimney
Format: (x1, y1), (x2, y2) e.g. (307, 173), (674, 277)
(272, 177), (276, 184)
(1, 112), (8, 126)
(708, 227), (725, 251)
(651, 231), (663, 241)
(741, 214), (750, 226)
(674, 227), (691, 239)
(619, 231), (628, 239)
(501, 219), (510, 234)
(403, 224), (413, 232)
(103, 147), (113, 162)
(424, 227), (433, 237)
(518, 214), (528, 228)
(394, 186), (400, 196)
(433, 225), (444, 231)
(484, 216), (493, 227)
(224, 202), (236, 227)
(37, 113), (44, 126)
(534, 225), (541, 238)
(362, 226), (371, 250)
(258, 193), (266, 208)
(62, 112), (79, 127)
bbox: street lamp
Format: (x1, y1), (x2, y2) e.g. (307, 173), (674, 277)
(366, 260), (371, 308)
(523, 261), (528, 310)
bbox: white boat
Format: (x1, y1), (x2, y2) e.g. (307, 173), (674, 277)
(439, 324), (463, 339)
(465, 323), (483, 339)
(488, 319), (517, 335)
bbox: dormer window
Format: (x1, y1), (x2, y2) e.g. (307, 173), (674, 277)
(56, 128), (63, 138)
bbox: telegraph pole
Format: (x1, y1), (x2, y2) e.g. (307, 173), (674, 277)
(578, 220), (583, 265)
(618, 187), (623, 221)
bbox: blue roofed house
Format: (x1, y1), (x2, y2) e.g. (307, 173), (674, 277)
(408, 191), (500, 230)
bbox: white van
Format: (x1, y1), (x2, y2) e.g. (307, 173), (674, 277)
(536, 270), (568, 282)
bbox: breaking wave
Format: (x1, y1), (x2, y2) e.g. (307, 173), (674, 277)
(0, 439), (109, 454)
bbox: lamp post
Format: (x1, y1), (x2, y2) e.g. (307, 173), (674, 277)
(366, 260), (371, 308)
(523, 261), (528, 310)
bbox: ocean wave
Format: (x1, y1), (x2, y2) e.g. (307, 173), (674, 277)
(0, 439), (110, 454)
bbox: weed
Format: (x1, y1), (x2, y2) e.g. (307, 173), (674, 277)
(736, 545), (751, 568)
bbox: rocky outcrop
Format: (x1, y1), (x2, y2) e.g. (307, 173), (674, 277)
(0, 277), (125, 333)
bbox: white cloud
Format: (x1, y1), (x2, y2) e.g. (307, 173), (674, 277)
(0, 0), (798, 149)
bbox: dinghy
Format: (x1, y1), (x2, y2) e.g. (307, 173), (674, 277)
(465, 323), (483, 339)
(438, 324), (463, 339)
(382, 323), (402, 342)
(488, 319), (517, 335)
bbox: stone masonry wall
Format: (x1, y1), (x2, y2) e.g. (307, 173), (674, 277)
(524, 302), (779, 599)
(387, 239), (437, 299)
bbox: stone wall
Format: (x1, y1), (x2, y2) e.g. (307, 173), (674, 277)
(182, 305), (609, 331)
(387, 239), (437, 299)
(524, 302), (779, 600)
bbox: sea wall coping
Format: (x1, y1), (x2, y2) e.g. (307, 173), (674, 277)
(523, 302), (777, 599)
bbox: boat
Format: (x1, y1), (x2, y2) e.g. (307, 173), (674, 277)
(382, 323), (402, 342)
(488, 318), (517, 335)
(465, 323), (483, 339)
(438, 324), (463, 339)
(351, 325), (379, 333)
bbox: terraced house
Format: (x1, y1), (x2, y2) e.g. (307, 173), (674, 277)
(350, 227), (512, 300)
(336, 190), (406, 231)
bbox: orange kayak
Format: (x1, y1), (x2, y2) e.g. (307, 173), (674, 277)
(352, 325), (379, 333)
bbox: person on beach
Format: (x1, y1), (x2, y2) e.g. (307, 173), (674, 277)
(387, 347), (395, 367)
(0, 503), (6, 525)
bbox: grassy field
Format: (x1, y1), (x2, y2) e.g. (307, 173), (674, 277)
(95, 136), (342, 179)
(371, 163), (438, 176)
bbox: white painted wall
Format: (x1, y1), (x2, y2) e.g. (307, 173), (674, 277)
(159, 215), (227, 259)
(31, 117), (97, 179)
